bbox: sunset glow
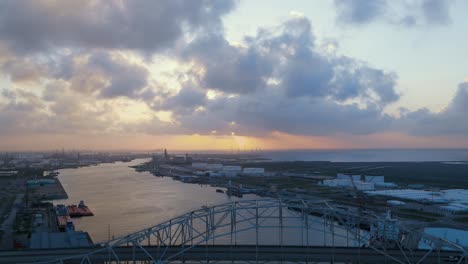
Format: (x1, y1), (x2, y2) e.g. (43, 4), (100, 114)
(0, 1), (468, 151)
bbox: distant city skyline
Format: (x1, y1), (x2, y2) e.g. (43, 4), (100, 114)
(1, 0), (468, 151)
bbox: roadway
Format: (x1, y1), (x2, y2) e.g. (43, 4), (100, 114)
(0, 245), (462, 264)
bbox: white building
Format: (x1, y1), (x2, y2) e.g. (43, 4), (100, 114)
(440, 203), (468, 213)
(223, 165), (242, 172)
(221, 166), (242, 177)
(206, 171), (222, 177)
(354, 182), (375, 191)
(192, 163), (207, 170)
(337, 173), (361, 181)
(242, 168), (265, 176)
(418, 228), (468, 250)
(365, 189), (453, 204)
(365, 175), (385, 183)
(206, 163), (223, 171)
(0, 171), (18, 177)
(321, 174), (375, 191)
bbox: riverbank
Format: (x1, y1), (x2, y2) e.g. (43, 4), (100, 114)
(133, 159), (468, 232)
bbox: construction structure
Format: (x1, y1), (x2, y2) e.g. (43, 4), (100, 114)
(0, 199), (466, 264)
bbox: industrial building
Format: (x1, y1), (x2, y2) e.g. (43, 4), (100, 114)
(206, 164), (223, 171)
(0, 170), (18, 177)
(364, 175), (384, 183)
(27, 179), (56, 188)
(192, 163), (208, 170)
(321, 174), (399, 191)
(242, 168), (265, 176)
(418, 228), (468, 250)
(322, 179), (375, 190)
(191, 163), (265, 177)
(30, 230), (92, 249)
(322, 174), (375, 190)
(222, 166), (242, 177)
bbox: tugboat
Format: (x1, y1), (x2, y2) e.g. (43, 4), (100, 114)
(67, 204), (80, 217)
(66, 200), (94, 217)
(78, 200), (94, 216)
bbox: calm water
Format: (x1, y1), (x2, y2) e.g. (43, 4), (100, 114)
(54, 159), (365, 247)
(261, 149), (468, 162)
(55, 159), (258, 243)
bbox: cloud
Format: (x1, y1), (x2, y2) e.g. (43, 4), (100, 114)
(334, 0), (455, 26)
(181, 16), (399, 105)
(150, 16), (399, 137)
(0, 0), (236, 54)
(1, 1), (464, 147)
(334, 0), (386, 24)
(0, 58), (48, 84)
(399, 82), (468, 136)
(0, 81), (154, 136)
(182, 34), (274, 94)
(420, 0), (453, 25)
(87, 52), (149, 98)
(160, 85), (207, 115)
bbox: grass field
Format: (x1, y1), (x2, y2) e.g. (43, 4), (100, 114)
(237, 161), (468, 188)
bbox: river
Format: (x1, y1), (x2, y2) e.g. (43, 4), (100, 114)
(55, 159), (258, 243)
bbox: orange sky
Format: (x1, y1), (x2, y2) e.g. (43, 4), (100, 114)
(2, 132), (468, 151)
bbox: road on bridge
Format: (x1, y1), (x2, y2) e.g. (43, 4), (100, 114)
(0, 245), (462, 264)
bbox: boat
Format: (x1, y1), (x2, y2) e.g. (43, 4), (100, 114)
(66, 200), (94, 217)
(216, 189), (224, 193)
(78, 200), (94, 216)
(67, 205), (81, 217)
(55, 204), (73, 231)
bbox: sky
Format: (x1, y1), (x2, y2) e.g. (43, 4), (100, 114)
(0, 0), (468, 151)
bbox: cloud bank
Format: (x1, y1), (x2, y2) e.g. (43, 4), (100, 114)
(0, 0), (466, 150)
(334, 0), (455, 26)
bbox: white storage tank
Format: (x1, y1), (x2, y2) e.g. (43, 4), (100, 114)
(387, 200), (406, 206)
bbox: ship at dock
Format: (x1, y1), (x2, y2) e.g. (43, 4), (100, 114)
(67, 200), (94, 217)
(55, 204), (74, 232)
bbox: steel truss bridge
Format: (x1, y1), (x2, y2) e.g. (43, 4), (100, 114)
(1, 199), (466, 264)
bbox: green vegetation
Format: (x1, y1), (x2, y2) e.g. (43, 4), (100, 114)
(13, 213), (31, 234)
(453, 217), (468, 223)
(398, 213), (438, 222)
(232, 176), (319, 190)
(395, 208), (443, 222)
(0, 195), (15, 222)
(398, 208), (444, 218)
(237, 161), (468, 188)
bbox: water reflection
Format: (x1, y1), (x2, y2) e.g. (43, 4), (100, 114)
(55, 159), (255, 242)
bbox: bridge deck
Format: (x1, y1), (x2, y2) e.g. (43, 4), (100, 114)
(0, 245), (461, 264)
